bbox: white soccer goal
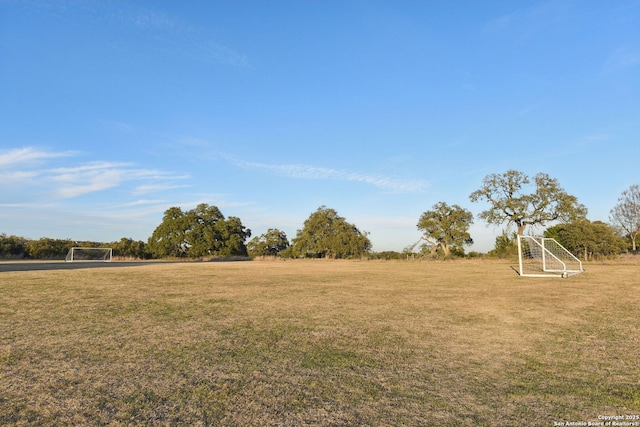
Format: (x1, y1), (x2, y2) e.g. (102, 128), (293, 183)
(65, 247), (113, 262)
(517, 235), (583, 278)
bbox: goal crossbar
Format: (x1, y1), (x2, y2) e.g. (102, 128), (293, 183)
(65, 247), (113, 262)
(517, 235), (583, 278)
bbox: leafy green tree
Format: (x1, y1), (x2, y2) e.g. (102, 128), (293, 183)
(215, 215), (251, 257)
(147, 207), (190, 258)
(147, 204), (251, 258)
(470, 170), (587, 235)
(185, 204), (226, 257)
(291, 206), (371, 259)
(417, 202), (474, 257)
(0, 234), (28, 258)
(247, 228), (290, 257)
(488, 232), (518, 259)
(24, 238), (74, 259)
(545, 220), (627, 260)
(609, 184), (640, 251)
(112, 237), (148, 259)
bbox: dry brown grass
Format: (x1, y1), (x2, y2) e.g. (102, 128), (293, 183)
(1, 259), (639, 426)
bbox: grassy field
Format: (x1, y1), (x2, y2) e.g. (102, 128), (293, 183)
(1, 259), (639, 426)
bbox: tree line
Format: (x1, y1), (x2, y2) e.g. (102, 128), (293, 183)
(2, 171), (638, 261)
(0, 235), (149, 260)
(419, 170), (636, 260)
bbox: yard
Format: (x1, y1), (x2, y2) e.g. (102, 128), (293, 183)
(1, 259), (638, 426)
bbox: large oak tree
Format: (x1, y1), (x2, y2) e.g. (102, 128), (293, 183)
(247, 228), (290, 257)
(291, 206), (371, 259)
(469, 170), (587, 235)
(417, 202), (474, 257)
(147, 203), (251, 258)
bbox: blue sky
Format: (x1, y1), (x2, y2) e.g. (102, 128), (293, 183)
(1, 0), (639, 253)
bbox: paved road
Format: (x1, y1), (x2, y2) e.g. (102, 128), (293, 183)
(0, 261), (157, 272)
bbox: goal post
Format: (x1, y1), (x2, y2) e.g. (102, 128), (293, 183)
(517, 235), (583, 278)
(65, 247), (113, 262)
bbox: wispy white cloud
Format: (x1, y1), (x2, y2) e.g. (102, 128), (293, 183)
(20, 2), (249, 68)
(49, 161), (132, 177)
(116, 199), (168, 207)
(50, 162), (129, 198)
(47, 159), (186, 186)
(234, 159), (427, 193)
(1, 147), (190, 201)
(49, 162), (189, 199)
(0, 146), (75, 167)
(123, 7), (249, 68)
(0, 170), (38, 183)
